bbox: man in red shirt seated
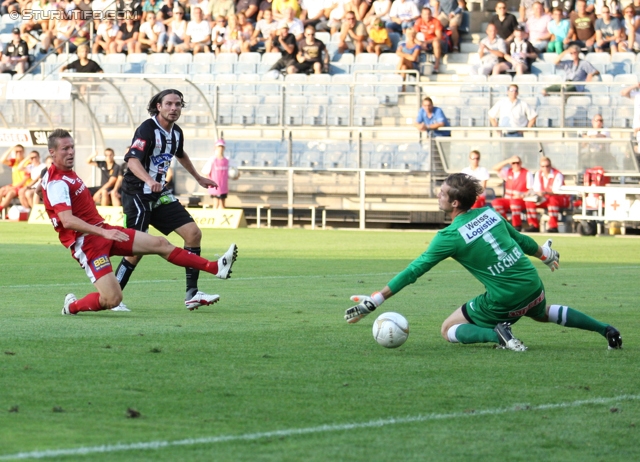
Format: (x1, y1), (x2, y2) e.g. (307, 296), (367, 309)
(491, 155), (537, 231)
(414, 6), (447, 74)
(525, 156), (571, 233)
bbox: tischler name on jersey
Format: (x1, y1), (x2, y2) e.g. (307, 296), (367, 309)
(151, 153), (173, 166)
(458, 209), (501, 244)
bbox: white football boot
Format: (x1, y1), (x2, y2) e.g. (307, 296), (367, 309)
(215, 244), (238, 280)
(185, 291), (220, 311)
(62, 294), (77, 316)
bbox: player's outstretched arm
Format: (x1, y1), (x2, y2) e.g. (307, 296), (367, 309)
(177, 151), (217, 189)
(537, 239), (559, 272)
(344, 287), (393, 324)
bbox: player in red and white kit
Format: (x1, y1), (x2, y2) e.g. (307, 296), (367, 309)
(525, 156), (571, 233)
(491, 155), (537, 232)
(40, 129), (238, 316)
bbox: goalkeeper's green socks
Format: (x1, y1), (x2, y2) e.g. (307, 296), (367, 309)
(447, 324), (499, 344)
(548, 305), (608, 336)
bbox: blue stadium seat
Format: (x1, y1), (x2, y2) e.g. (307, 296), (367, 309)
(353, 96), (378, 126)
(377, 74), (402, 105)
(303, 73), (330, 95)
(305, 95), (330, 126)
(284, 95), (306, 125)
(328, 96), (350, 126)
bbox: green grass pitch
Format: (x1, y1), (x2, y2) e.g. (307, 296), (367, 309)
(1, 222), (639, 461)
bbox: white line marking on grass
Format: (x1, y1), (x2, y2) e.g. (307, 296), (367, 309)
(1, 394), (638, 460)
(3, 265), (640, 290)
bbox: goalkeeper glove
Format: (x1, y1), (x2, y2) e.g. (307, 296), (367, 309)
(540, 239), (559, 272)
(344, 292), (385, 324)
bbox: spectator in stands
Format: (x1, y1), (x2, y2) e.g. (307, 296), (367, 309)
(396, 27), (421, 79)
(524, 156), (570, 233)
(86, 149), (120, 207)
(20, 0), (55, 48)
(619, 4), (640, 52)
(92, 19), (118, 55)
(595, 5), (621, 53)
(526, 1), (552, 52)
(61, 44), (103, 73)
(579, 113), (617, 171)
(491, 24), (538, 75)
(280, 6), (305, 39)
(364, 0), (392, 27)
(248, 8), (277, 51)
(267, 23), (298, 71)
(0, 29), (29, 75)
(352, 0), (373, 20)
(210, 15), (227, 53)
(546, 7), (570, 53)
(110, 17), (140, 54)
(159, 0), (176, 23)
(387, 0), (420, 34)
(461, 150), (490, 208)
(210, 0), (235, 21)
(621, 83), (640, 145)
(238, 12), (256, 49)
(237, 0), (260, 22)
(414, 6), (445, 74)
(173, 6), (211, 54)
(272, 0), (301, 20)
(491, 155), (536, 231)
(541, 45), (599, 95)
(142, 0), (163, 15)
(414, 96), (451, 137)
(218, 14), (243, 54)
(193, 0), (213, 21)
(488, 84), (538, 137)
(471, 23), (506, 76)
(289, 24), (328, 74)
(489, 1), (519, 44)
(0, 145), (27, 217)
(338, 10), (368, 55)
(258, 0), (274, 21)
(17, 151), (46, 211)
(39, 7), (76, 53)
(21, 154), (52, 209)
(201, 140), (233, 209)
(520, 0), (549, 22)
(135, 11), (168, 53)
(431, 0), (463, 51)
(300, 0), (331, 30)
(567, 0), (596, 51)
(166, 5), (188, 53)
(327, 0), (353, 34)
(549, 0), (574, 16)
(448, 0), (468, 52)
(367, 17), (392, 55)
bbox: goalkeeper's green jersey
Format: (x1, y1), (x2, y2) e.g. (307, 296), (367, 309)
(388, 207), (542, 305)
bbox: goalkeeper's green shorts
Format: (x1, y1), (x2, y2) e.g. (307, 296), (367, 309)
(462, 284), (547, 328)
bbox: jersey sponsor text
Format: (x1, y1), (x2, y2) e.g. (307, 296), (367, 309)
(458, 209), (501, 244)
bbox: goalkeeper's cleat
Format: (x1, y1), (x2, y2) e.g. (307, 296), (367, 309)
(605, 326), (622, 350)
(111, 302), (130, 312)
(494, 322), (527, 352)
(185, 291), (220, 311)
(216, 244), (238, 280)
(62, 294), (77, 316)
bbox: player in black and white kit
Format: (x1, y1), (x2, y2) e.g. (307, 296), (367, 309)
(114, 89), (238, 311)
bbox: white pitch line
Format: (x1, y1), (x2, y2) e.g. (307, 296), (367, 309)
(2, 265), (639, 290)
(1, 394), (638, 461)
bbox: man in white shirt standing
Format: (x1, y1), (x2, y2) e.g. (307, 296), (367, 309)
(488, 84), (538, 137)
(461, 150), (491, 208)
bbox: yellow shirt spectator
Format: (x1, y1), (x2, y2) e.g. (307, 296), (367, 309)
(273, 0), (301, 17)
(369, 25), (390, 45)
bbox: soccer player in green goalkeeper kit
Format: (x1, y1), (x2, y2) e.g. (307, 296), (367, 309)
(344, 172), (622, 351)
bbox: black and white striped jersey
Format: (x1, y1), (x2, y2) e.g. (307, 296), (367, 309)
(122, 116), (185, 198)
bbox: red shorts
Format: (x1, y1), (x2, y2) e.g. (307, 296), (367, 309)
(70, 224), (136, 283)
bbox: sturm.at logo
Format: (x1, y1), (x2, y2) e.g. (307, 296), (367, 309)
(10, 9), (140, 21)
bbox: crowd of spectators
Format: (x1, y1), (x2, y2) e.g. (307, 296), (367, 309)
(0, 0), (467, 75)
(473, 0), (640, 78)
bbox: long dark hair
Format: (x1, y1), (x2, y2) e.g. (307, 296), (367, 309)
(147, 89), (186, 116)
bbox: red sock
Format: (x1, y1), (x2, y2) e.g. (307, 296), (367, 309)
(167, 248), (218, 275)
(70, 292), (103, 313)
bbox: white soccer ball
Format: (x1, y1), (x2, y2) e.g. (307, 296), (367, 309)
(228, 166), (239, 180)
(372, 312), (409, 348)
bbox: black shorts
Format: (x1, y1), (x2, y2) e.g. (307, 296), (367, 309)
(211, 193), (228, 199)
(294, 60), (320, 74)
(121, 191), (194, 235)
